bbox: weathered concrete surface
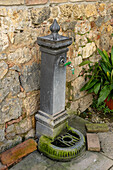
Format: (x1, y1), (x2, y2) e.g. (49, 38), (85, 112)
(68, 115), (88, 136)
(98, 132), (113, 160)
(9, 116), (113, 170)
(9, 150), (113, 170)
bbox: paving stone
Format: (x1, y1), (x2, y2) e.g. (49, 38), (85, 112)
(0, 139), (37, 167)
(0, 162), (7, 170)
(98, 132), (113, 159)
(86, 123), (109, 133)
(10, 151), (56, 170)
(61, 151), (113, 170)
(47, 163), (66, 170)
(87, 133), (100, 152)
(68, 115), (88, 136)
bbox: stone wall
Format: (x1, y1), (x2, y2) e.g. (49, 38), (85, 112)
(0, 0), (112, 152)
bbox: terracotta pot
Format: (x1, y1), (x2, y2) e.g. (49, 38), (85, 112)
(105, 98), (113, 110)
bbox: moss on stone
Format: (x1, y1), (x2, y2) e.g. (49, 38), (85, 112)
(38, 125), (85, 161)
(86, 123), (109, 133)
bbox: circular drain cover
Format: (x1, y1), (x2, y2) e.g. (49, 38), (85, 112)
(38, 126), (85, 161)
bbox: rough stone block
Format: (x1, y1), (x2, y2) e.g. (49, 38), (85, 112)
(50, 0), (68, 3)
(0, 98), (22, 124)
(86, 123), (109, 133)
(0, 0), (24, 5)
(0, 129), (5, 142)
(86, 0), (98, 1)
(20, 62), (40, 93)
(0, 139), (37, 166)
(15, 118), (32, 134)
(75, 20), (91, 34)
(24, 92), (40, 116)
(25, 129), (35, 139)
(87, 133), (100, 152)
(8, 47), (32, 64)
(31, 7), (50, 25)
(0, 33), (9, 52)
(26, 0), (48, 5)
(0, 61), (8, 80)
(82, 42), (96, 59)
(69, 0), (83, 1)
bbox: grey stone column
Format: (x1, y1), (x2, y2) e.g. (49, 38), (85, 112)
(35, 19), (72, 139)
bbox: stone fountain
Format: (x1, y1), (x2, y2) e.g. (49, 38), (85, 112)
(35, 19), (85, 161)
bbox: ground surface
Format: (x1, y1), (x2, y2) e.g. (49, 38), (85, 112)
(9, 115), (113, 170)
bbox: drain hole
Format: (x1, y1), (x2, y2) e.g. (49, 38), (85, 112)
(52, 140), (67, 147)
(68, 131), (80, 139)
(52, 130), (80, 147)
(63, 137), (72, 142)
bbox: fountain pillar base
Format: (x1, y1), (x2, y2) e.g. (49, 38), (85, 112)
(35, 110), (68, 139)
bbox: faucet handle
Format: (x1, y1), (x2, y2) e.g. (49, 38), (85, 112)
(64, 61), (71, 66)
(64, 61), (75, 75)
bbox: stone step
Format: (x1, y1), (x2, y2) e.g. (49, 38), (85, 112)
(86, 123), (109, 133)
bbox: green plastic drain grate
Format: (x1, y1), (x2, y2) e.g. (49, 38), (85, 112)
(38, 126), (86, 161)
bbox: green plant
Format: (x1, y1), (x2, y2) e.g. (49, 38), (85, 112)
(91, 98), (113, 114)
(79, 46), (113, 106)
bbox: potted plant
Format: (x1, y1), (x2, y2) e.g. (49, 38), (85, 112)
(79, 46), (113, 110)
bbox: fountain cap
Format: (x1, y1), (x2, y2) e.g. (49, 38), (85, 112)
(37, 19), (72, 49)
(50, 19), (60, 34)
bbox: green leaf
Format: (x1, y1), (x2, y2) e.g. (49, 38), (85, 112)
(88, 87), (94, 93)
(79, 60), (93, 67)
(98, 48), (111, 67)
(111, 46), (113, 65)
(111, 70), (113, 82)
(85, 79), (99, 91)
(110, 83), (113, 90)
(104, 81), (109, 85)
(97, 85), (111, 105)
(97, 48), (108, 62)
(80, 83), (89, 91)
(100, 61), (111, 79)
(103, 49), (110, 62)
(94, 82), (101, 94)
(108, 93), (113, 101)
